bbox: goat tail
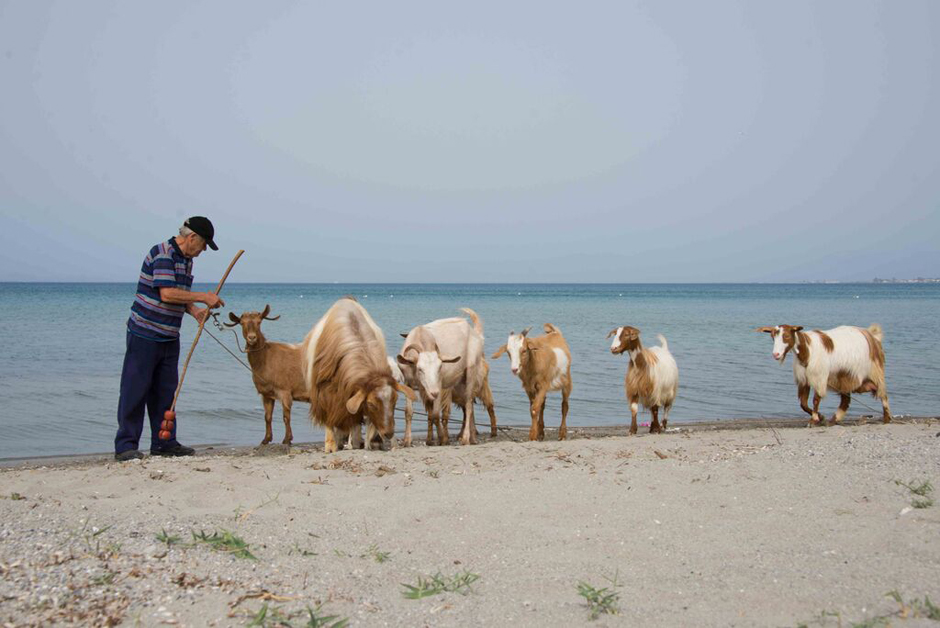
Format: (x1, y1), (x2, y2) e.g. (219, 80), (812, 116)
(460, 307), (483, 335)
(656, 334), (669, 351)
(867, 323), (883, 343)
(543, 323), (561, 334)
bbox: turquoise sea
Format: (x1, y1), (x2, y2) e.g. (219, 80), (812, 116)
(0, 282), (937, 459)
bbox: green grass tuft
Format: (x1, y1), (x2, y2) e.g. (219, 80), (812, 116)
(576, 581), (620, 620)
(155, 529), (181, 547)
(361, 543), (391, 563)
(302, 605), (349, 628)
(192, 529), (257, 560)
(402, 570), (480, 599)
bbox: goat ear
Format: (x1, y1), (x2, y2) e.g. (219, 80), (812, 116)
(755, 326), (776, 334)
(400, 332), (408, 338)
(606, 328), (619, 339)
(225, 312), (241, 327)
(396, 382), (417, 402)
(791, 326), (804, 332)
(397, 354), (415, 366)
(491, 345), (507, 359)
(441, 355), (461, 364)
(521, 326), (532, 337)
(345, 389), (367, 415)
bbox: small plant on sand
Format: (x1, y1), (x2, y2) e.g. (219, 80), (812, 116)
(70, 520), (120, 556)
(246, 603), (292, 627)
(91, 571), (117, 586)
(361, 543), (391, 563)
(894, 479), (934, 508)
(9, 492), (26, 501)
(155, 529), (181, 547)
(576, 581), (620, 620)
(302, 604), (349, 628)
(192, 529), (257, 560)
(288, 543), (317, 557)
(402, 570), (480, 599)
(886, 590), (940, 621)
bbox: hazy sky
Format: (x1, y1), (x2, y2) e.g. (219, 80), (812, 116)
(1, 1), (937, 282)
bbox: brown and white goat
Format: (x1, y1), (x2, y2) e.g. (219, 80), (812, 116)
(225, 305), (307, 445)
(397, 308), (497, 446)
(492, 324), (572, 441)
(756, 324), (891, 425)
(303, 297), (416, 453)
(607, 326), (678, 435)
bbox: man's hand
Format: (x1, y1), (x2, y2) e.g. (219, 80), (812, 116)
(190, 306), (210, 324)
(203, 293), (225, 309)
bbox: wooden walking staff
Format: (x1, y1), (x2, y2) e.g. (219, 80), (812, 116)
(159, 249), (245, 440)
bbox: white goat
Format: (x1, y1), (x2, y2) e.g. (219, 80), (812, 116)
(757, 324), (891, 425)
(397, 308), (495, 446)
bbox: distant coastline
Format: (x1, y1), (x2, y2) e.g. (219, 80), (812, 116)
(801, 277), (940, 284)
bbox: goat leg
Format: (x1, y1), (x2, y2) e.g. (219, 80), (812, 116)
(810, 392), (824, 426)
(261, 397), (275, 445)
(403, 398), (414, 447)
(364, 423), (377, 450)
(880, 394), (892, 424)
(529, 391), (547, 441)
(650, 405), (661, 434)
(459, 403), (475, 446)
(559, 388), (570, 441)
(439, 400), (451, 446)
(830, 394), (850, 425)
(426, 403), (434, 446)
(324, 427), (338, 454)
(281, 397), (293, 445)
(629, 400), (639, 435)
(797, 385), (814, 425)
(538, 403), (546, 441)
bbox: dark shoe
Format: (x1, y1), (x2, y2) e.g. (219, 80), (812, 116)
(115, 449), (145, 461)
(151, 444), (196, 457)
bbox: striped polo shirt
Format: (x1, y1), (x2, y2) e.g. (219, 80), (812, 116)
(127, 238), (194, 341)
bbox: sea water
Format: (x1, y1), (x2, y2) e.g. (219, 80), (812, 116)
(0, 282), (937, 459)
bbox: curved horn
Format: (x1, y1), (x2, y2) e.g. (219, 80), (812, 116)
(520, 326), (532, 337)
(606, 328), (620, 339)
(259, 304), (280, 321)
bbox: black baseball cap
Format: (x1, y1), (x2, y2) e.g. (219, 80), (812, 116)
(184, 216), (218, 250)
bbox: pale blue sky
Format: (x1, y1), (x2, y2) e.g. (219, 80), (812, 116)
(1, 1), (937, 282)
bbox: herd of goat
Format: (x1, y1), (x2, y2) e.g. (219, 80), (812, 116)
(223, 296), (893, 452)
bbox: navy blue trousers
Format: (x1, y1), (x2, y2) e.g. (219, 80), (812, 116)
(115, 331), (181, 454)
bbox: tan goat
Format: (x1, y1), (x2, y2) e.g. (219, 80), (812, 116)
(492, 324), (572, 441)
(225, 305), (307, 445)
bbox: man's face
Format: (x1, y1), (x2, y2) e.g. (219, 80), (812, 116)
(180, 233), (207, 258)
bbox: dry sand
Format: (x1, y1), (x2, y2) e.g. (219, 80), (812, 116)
(1, 418), (939, 627)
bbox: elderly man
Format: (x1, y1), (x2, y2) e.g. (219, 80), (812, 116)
(114, 217), (225, 461)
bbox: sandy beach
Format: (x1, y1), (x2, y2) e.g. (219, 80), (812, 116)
(1, 418), (938, 627)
